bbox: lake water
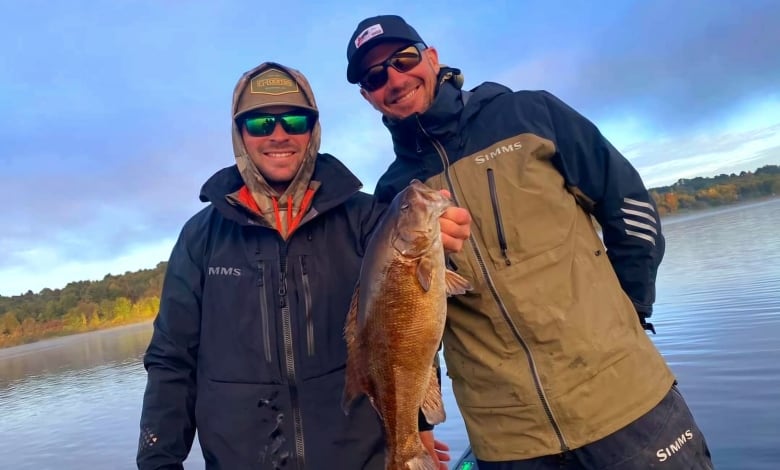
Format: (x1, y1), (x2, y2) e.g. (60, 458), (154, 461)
(1, 198), (779, 469)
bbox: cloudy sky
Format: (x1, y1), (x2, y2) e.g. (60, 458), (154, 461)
(1, 0), (778, 296)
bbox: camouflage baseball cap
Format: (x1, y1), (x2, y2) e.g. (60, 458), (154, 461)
(234, 67), (317, 118)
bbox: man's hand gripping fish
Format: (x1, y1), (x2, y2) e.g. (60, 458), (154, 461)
(343, 180), (472, 470)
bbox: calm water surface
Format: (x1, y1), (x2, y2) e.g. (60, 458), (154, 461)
(1, 199), (779, 469)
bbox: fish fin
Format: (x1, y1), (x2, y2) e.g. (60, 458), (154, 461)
(368, 396), (382, 421)
(420, 365), (446, 425)
(416, 257), (434, 292)
(343, 282), (360, 345)
(445, 269), (473, 296)
(405, 452), (438, 470)
(342, 283), (363, 415)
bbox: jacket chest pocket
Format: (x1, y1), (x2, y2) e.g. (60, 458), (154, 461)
(453, 146), (577, 273)
(295, 255), (316, 358)
(201, 256), (283, 384)
(288, 250), (362, 380)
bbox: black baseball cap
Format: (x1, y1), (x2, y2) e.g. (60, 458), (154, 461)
(346, 15), (425, 84)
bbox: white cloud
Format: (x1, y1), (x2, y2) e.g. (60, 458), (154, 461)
(627, 124), (780, 188)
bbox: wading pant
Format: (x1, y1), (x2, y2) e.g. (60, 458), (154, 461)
(476, 385), (714, 470)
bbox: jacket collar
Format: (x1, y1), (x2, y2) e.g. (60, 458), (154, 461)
(383, 72), (465, 157)
(382, 68), (511, 158)
(199, 153), (363, 226)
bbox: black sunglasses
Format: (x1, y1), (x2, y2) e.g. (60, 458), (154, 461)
(241, 112), (313, 137)
(359, 43), (427, 92)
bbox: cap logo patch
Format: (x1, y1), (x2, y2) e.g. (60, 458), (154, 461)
(250, 68), (299, 95)
(355, 24), (384, 48)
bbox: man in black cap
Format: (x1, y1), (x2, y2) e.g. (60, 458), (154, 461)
(345, 15), (715, 470)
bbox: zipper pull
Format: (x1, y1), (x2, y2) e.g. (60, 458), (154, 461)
(278, 272), (287, 297)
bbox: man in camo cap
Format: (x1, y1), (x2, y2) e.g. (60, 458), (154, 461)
(137, 61), (468, 469)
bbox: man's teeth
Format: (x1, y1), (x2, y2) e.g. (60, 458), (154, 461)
(267, 152), (294, 158)
(394, 87), (417, 103)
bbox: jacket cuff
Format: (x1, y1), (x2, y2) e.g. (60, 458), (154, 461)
(418, 409), (435, 431)
(634, 304), (656, 334)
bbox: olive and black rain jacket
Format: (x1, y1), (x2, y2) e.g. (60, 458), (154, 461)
(374, 70), (675, 460)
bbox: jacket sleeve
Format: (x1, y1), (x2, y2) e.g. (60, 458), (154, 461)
(137, 221), (204, 469)
(540, 91), (665, 327)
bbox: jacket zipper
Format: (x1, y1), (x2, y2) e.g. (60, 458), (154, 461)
(486, 168), (511, 266)
(416, 118), (569, 452)
(257, 263), (272, 362)
(279, 246), (305, 468)
(300, 256), (315, 356)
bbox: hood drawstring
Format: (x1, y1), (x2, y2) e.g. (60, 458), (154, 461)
(270, 188), (316, 238)
(237, 185), (315, 239)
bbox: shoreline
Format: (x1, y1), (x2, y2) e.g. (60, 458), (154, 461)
(661, 196), (779, 225)
(0, 320), (153, 358)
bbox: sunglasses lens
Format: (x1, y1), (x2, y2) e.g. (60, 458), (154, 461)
(390, 52), (422, 73)
(361, 67), (389, 92)
(244, 116), (276, 136)
(243, 114), (311, 136)
(279, 114), (311, 134)
(359, 45), (423, 92)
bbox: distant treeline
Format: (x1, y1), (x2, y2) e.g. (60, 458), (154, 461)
(1, 165), (779, 348)
(650, 164), (779, 215)
(0, 263), (165, 348)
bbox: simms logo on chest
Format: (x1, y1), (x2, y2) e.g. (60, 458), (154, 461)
(208, 267), (242, 276)
(474, 141), (523, 165)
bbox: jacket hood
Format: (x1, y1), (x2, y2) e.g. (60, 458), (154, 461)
(229, 62), (324, 237)
(231, 62), (322, 201)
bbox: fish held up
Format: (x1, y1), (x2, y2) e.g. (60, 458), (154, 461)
(342, 180), (472, 470)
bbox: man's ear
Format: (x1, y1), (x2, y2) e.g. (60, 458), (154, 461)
(425, 46), (440, 74)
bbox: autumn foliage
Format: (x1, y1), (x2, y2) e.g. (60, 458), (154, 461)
(0, 263), (165, 348)
(650, 165), (779, 215)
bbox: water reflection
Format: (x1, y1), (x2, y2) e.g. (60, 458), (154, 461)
(0, 323), (153, 388)
(653, 199), (780, 470)
(0, 324), (154, 470)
